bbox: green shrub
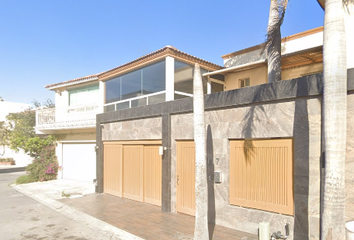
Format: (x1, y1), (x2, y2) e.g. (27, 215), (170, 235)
(15, 175), (35, 184)
(26, 146), (58, 182)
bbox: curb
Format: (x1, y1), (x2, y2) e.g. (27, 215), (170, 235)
(13, 184), (144, 240)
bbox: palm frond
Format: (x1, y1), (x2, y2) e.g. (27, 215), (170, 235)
(343, 0), (354, 13)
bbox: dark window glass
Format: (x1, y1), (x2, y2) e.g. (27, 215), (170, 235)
(104, 104), (115, 112)
(116, 102), (130, 110)
(142, 61), (165, 94)
(174, 60), (208, 94)
(211, 82), (224, 93)
(105, 60), (166, 104)
(148, 93), (165, 105)
(131, 98), (147, 108)
(121, 70), (141, 100)
(106, 77), (121, 103)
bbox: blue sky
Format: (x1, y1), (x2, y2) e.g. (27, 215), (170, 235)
(0, 0), (324, 105)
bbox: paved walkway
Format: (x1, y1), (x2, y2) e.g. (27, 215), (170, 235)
(60, 194), (257, 240)
(13, 179), (257, 240)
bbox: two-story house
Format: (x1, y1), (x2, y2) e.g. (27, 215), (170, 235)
(36, 26), (354, 239)
(36, 46), (224, 182)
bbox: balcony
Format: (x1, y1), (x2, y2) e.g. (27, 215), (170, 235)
(36, 104), (100, 133)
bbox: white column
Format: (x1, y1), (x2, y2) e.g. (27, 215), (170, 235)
(99, 81), (105, 113)
(55, 90), (68, 123)
(207, 76), (211, 94)
(165, 56), (175, 101)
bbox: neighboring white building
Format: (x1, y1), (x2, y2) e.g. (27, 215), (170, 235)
(35, 75), (100, 182)
(0, 99), (32, 167)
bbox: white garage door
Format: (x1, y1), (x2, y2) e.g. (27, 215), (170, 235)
(62, 143), (96, 182)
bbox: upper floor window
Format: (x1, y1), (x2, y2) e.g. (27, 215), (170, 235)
(105, 60), (165, 104)
(69, 84), (99, 106)
(239, 78), (250, 88)
(174, 60), (207, 98)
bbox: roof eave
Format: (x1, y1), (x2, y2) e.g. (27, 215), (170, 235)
(45, 76), (99, 90)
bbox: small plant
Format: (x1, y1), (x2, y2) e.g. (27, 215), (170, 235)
(15, 175), (35, 184)
(61, 191), (71, 198)
(61, 190), (82, 198)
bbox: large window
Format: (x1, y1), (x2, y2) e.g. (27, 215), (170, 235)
(174, 60), (207, 96)
(105, 61), (165, 104)
(69, 84), (99, 106)
(229, 139), (294, 215)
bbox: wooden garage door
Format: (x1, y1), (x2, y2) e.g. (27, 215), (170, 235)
(103, 142), (162, 206)
(103, 143), (123, 197)
(123, 145), (144, 202)
(144, 146), (162, 206)
(176, 141), (196, 216)
(230, 139), (294, 215)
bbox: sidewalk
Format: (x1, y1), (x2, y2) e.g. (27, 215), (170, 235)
(13, 179), (257, 240)
(13, 179), (143, 240)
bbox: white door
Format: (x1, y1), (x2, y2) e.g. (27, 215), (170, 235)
(62, 143), (96, 181)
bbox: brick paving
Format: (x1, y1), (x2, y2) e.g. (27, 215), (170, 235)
(60, 194), (257, 240)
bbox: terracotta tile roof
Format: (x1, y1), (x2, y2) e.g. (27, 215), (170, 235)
(45, 46), (223, 90)
(98, 45), (223, 81)
(45, 74), (99, 90)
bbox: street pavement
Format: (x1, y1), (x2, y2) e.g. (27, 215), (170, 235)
(0, 171), (137, 240)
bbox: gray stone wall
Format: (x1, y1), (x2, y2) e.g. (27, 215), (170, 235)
(171, 98), (322, 240)
(346, 93), (354, 222)
(101, 117), (162, 141)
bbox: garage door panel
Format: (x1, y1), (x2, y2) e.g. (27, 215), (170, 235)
(62, 143), (96, 181)
(144, 146), (162, 206)
(123, 145), (144, 202)
(104, 144), (123, 197)
(177, 141), (196, 216)
(103, 142), (162, 206)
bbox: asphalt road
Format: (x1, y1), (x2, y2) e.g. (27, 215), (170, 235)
(0, 172), (109, 240)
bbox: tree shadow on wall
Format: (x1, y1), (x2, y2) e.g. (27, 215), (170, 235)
(239, 76), (323, 239)
(207, 125), (216, 240)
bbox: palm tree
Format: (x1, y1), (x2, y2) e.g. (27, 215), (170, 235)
(193, 63), (209, 240)
(321, 0), (349, 238)
(263, 0), (288, 83)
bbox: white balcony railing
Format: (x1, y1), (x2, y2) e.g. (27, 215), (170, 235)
(36, 108), (55, 125)
(36, 104), (100, 131)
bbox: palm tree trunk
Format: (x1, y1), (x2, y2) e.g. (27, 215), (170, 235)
(322, 0), (347, 238)
(193, 63), (209, 240)
(267, 0), (282, 82)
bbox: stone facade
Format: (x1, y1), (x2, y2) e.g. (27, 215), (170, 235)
(95, 72), (354, 240)
(171, 98), (322, 240)
(101, 117), (162, 141)
(346, 92), (354, 222)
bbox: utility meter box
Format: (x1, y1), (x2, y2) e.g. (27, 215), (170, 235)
(214, 171), (222, 184)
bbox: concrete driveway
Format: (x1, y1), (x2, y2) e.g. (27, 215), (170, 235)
(4, 172), (142, 240)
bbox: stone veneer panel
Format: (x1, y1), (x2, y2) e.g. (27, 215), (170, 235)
(171, 98), (322, 240)
(101, 117), (162, 141)
(346, 92), (354, 222)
